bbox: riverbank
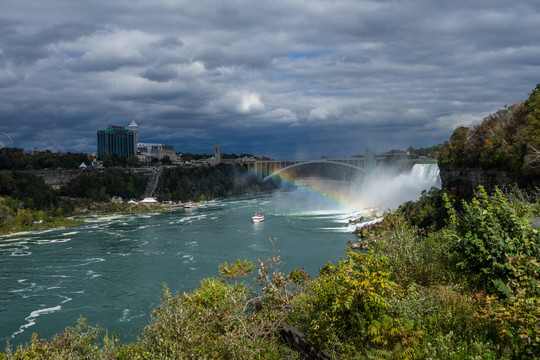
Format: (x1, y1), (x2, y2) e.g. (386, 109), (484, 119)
(3, 185), (538, 359)
(0, 200), (169, 236)
(1, 218), (85, 237)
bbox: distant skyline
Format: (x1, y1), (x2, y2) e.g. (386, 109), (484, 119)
(1, 0), (539, 159)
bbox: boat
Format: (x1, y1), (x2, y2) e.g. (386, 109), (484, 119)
(252, 214), (264, 223)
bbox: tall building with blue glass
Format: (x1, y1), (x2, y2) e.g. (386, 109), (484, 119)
(97, 125), (135, 158)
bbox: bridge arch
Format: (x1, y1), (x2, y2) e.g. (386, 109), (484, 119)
(262, 160), (365, 181)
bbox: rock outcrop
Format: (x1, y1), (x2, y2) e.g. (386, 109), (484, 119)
(31, 170), (82, 190)
(438, 165), (516, 195)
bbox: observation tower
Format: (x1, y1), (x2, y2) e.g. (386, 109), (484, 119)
(128, 121), (139, 156)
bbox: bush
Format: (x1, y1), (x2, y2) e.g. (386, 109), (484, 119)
(396, 187), (448, 230)
(3, 317), (117, 360)
(369, 223), (453, 287)
(445, 186), (540, 297)
(290, 250), (407, 357)
(135, 280), (297, 359)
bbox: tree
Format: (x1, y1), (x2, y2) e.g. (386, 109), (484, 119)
(523, 84), (540, 174)
(127, 156), (140, 167)
(161, 155), (172, 165)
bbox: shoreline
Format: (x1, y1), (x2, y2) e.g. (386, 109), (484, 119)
(0, 202), (168, 237)
(0, 218), (85, 237)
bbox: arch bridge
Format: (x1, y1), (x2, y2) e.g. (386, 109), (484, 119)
(251, 151), (412, 180)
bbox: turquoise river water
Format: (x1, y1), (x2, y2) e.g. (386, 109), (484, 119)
(0, 167), (440, 347)
(0, 179), (369, 346)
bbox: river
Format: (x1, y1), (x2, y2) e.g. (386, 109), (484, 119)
(0, 165), (440, 347)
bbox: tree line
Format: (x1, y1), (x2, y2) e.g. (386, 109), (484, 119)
(437, 83), (540, 181)
(155, 163), (278, 202)
(0, 164), (277, 234)
(0, 148), (91, 170)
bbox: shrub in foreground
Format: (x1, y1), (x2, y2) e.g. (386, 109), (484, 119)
(445, 186), (540, 297)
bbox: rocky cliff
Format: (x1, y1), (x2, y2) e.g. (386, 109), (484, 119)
(31, 170), (82, 190)
(439, 165), (539, 195)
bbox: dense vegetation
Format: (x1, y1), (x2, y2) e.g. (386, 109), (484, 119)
(3, 185), (539, 359)
(0, 171), (58, 210)
(0, 164), (276, 235)
(437, 84), (540, 181)
(155, 164), (278, 202)
(0, 148), (91, 170)
(0, 171), (83, 233)
(60, 168), (148, 202)
(406, 145), (443, 159)
(0, 168), (149, 234)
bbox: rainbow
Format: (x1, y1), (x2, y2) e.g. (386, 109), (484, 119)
(270, 172), (369, 213)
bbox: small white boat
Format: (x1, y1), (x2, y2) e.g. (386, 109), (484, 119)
(252, 214), (264, 223)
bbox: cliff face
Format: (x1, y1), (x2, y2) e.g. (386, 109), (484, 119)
(31, 170), (82, 190)
(438, 165), (528, 194)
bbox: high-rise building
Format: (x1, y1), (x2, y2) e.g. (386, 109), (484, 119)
(97, 125), (135, 158)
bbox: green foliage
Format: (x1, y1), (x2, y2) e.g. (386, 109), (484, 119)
(0, 171), (57, 210)
(422, 331), (501, 360)
(0, 197), (84, 235)
(155, 164), (277, 202)
(134, 282), (297, 359)
(291, 250), (397, 355)
(445, 186), (540, 296)
(126, 155), (140, 167)
(0, 148), (91, 171)
(437, 103), (529, 174)
(3, 317), (118, 360)
(370, 222), (453, 287)
(474, 291), (540, 358)
(219, 258), (255, 286)
(523, 83), (540, 176)
(61, 168), (147, 201)
(437, 83), (540, 184)
(407, 144), (443, 159)
(388, 284), (481, 341)
(396, 187), (448, 230)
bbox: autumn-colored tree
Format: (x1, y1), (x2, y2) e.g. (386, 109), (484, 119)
(523, 84), (540, 174)
(437, 83), (539, 182)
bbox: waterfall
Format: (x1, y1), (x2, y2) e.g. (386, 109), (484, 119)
(355, 163), (441, 210)
(410, 163), (441, 188)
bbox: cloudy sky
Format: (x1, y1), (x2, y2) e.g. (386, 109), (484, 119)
(1, 0), (539, 159)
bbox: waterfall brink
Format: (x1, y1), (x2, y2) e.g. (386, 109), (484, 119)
(410, 163), (441, 188)
(356, 163), (441, 211)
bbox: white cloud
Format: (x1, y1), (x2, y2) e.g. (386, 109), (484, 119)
(308, 107), (331, 121)
(434, 112), (488, 131)
(265, 108), (299, 123)
(236, 92), (265, 114)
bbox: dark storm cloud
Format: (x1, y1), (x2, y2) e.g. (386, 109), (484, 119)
(0, 0), (539, 157)
(140, 66), (179, 83)
(0, 20), (98, 64)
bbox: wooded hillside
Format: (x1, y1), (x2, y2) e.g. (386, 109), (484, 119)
(437, 84), (540, 181)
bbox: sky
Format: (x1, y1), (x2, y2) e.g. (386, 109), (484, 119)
(0, 0), (539, 159)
